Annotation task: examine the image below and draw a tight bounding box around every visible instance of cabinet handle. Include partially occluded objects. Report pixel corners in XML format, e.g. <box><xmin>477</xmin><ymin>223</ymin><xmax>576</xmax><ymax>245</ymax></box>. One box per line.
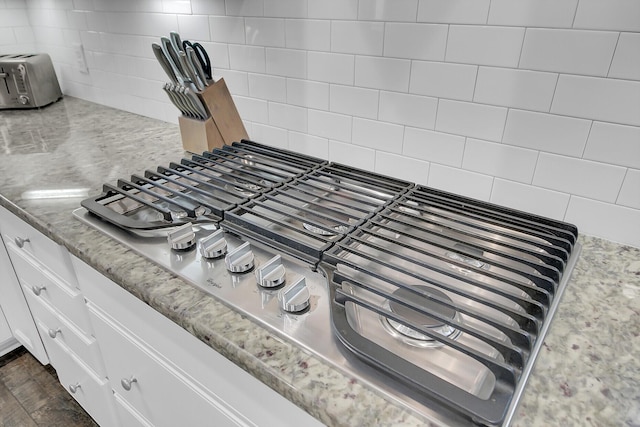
<box><xmin>15</xmin><ymin>237</ymin><xmax>30</xmax><ymax>248</ymax></box>
<box><xmin>121</xmin><ymin>376</ymin><xmax>137</xmax><ymax>391</ymax></box>
<box><xmin>69</xmin><ymin>383</ymin><xmax>81</xmax><ymax>393</ymax></box>
<box><xmin>31</xmin><ymin>285</ymin><xmax>46</xmax><ymax>296</ymax></box>
<box><xmin>48</xmin><ymin>328</ymin><xmax>61</xmax><ymax>339</ymax></box>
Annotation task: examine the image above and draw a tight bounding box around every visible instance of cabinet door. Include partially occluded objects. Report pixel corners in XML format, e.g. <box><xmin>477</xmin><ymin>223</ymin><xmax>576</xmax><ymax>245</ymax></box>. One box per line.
<box><xmin>0</xmin><ymin>236</ymin><xmax>48</xmax><ymax>364</ymax></box>
<box><xmin>0</xmin><ymin>304</ymin><xmax>19</xmax><ymax>356</ymax></box>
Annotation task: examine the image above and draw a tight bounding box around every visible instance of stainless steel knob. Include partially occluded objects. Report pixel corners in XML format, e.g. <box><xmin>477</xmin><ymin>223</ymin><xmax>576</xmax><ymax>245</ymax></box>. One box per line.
<box><xmin>255</xmin><ymin>255</ymin><xmax>286</xmax><ymax>288</ymax></box>
<box><xmin>278</xmin><ymin>277</ymin><xmax>310</xmax><ymax>313</ymax></box>
<box><xmin>167</xmin><ymin>223</ymin><xmax>196</xmax><ymax>250</ymax></box>
<box><xmin>199</xmin><ymin>229</ymin><xmax>227</xmax><ymax>259</ymax></box>
<box><xmin>15</xmin><ymin>237</ymin><xmax>30</xmax><ymax>248</ymax></box>
<box><xmin>225</xmin><ymin>242</ymin><xmax>254</xmax><ymax>273</ymax></box>
<box><xmin>48</xmin><ymin>328</ymin><xmax>61</xmax><ymax>338</ymax></box>
<box><xmin>31</xmin><ymin>285</ymin><xmax>46</xmax><ymax>296</ymax></box>
<box><xmin>18</xmin><ymin>95</ymin><xmax>30</xmax><ymax>105</ymax></box>
<box><xmin>121</xmin><ymin>376</ymin><xmax>137</xmax><ymax>391</ymax></box>
<box><xmin>68</xmin><ymin>383</ymin><xmax>81</xmax><ymax>393</ymax></box>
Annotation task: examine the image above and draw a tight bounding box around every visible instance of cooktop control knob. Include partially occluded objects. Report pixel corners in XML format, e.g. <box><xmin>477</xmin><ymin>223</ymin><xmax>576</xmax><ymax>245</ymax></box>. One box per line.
<box><xmin>167</xmin><ymin>223</ymin><xmax>195</xmax><ymax>251</ymax></box>
<box><xmin>278</xmin><ymin>277</ymin><xmax>310</xmax><ymax>313</ymax></box>
<box><xmin>255</xmin><ymin>255</ymin><xmax>286</xmax><ymax>288</ymax></box>
<box><xmin>199</xmin><ymin>229</ymin><xmax>227</xmax><ymax>259</ymax></box>
<box><xmin>225</xmin><ymin>241</ymin><xmax>254</xmax><ymax>273</ymax></box>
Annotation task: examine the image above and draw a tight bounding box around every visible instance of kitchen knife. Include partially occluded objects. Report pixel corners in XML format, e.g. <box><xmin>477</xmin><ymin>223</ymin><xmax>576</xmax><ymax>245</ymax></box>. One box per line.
<box><xmin>186</xmin><ymin>46</ymin><xmax>210</xmax><ymax>87</ymax></box>
<box><xmin>178</xmin><ymin>51</ymin><xmax>205</xmax><ymax>91</ymax></box>
<box><xmin>170</xmin><ymin>31</ymin><xmax>183</xmax><ymax>54</ymax></box>
<box><xmin>160</xmin><ymin>37</ymin><xmax>186</xmax><ymax>85</ymax></box>
<box><xmin>152</xmin><ymin>43</ymin><xmax>178</xmax><ymax>84</ymax></box>
<box><xmin>164</xmin><ymin>83</ymin><xmax>191</xmax><ymax>117</ymax></box>
<box><xmin>174</xmin><ymin>84</ymin><xmax>199</xmax><ymax>118</ymax></box>
<box><xmin>183</xmin><ymin>41</ymin><xmax>212</xmax><ymax>80</ymax></box>
<box><xmin>184</xmin><ymin>87</ymin><xmax>209</xmax><ymax>119</ymax></box>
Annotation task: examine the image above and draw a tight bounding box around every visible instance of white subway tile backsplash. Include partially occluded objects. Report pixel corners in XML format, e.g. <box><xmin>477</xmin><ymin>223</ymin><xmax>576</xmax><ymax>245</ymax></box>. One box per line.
<box><xmin>235</xmin><ymin>96</ymin><xmax>269</xmax><ymax>124</ymax></box>
<box><xmin>474</xmin><ymin>67</ymin><xmax>557</xmax><ymax>112</ymax></box>
<box><xmin>199</xmin><ymin>41</ymin><xmax>230</xmax><ymax>69</ymax></box>
<box><xmin>355</xmin><ymin>56</ymin><xmax>411</xmax><ymax>92</ymax></box>
<box><xmin>214</xmin><ymin>69</ymin><xmax>248</xmax><ymax>95</ymax></box>
<box><xmin>583</xmin><ymin>122</ymin><xmax>640</xmax><ymax>169</ymax></box>
<box><xmin>490</xmin><ymin>179</ymin><xmax>570</xmax><ymax>220</ymax></box>
<box><xmin>352</xmin><ymin>117</ymin><xmax>404</xmax><ymax>153</ymax></box>
<box><xmin>307</xmin><ymin>52</ymin><xmax>354</xmax><ymax>85</ymax></box>
<box><xmin>285</xmin><ymin>19</ymin><xmax>330</xmax><ymax>51</ymax></box>
<box><xmin>191</xmin><ymin>0</ymin><xmax>225</xmax><ymax>15</ymax></box>
<box><xmin>565</xmin><ymin>197</ymin><xmax>640</xmax><ymax>247</ymax></box>
<box><xmin>225</xmin><ymin>0</ymin><xmax>263</xmax><ymax>17</ymax></box>
<box><xmin>329</xmin><ymin>140</ymin><xmax>375</xmax><ymax>170</ymax></box>
<box><xmin>428</xmin><ymin>164</ymin><xmax>493</xmax><ymax>201</ymax></box>
<box><xmin>286</xmin><ymin>78</ymin><xmax>329</xmax><ymax>110</ymax></box>
<box><xmin>13</xmin><ymin>26</ymin><xmax>35</xmax><ymax>44</ymax></box>
<box><xmin>209</xmin><ymin>16</ymin><xmax>245</xmax><ymax>44</ymax></box>
<box><xmin>446</xmin><ymin>25</ymin><xmax>524</xmax><ymax>68</ymax></box>
<box><xmin>519</xmin><ymin>28</ymin><xmax>618</xmax><ymax>77</ymax></box>
<box><xmin>105</xmin><ymin>12</ymin><xmax>177</xmax><ymax>36</ymax></box>
<box><xmin>503</xmin><ymin>110</ymin><xmax>590</xmax><ymax>157</ymax></box>
<box><xmin>67</xmin><ymin>10</ymin><xmax>87</xmax><ymax>30</ymax></box>
<box><xmin>84</xmin><ymin>12</ymin><xmax>109</xmax><ymax>32</ymax></box>
<box><xmin>250</xmin><ymin>123</ymin><xmax>289</xmax><ymax>148</ymax></box>
<box><xmin>436</xmin><ymin>100</ymin><xmax>507</xmax><ymax>141</ymax></box>
<box><xmin>462</xmin><ymin>138</ymin><xmax>538</xmax><ymax>183</ymax></box>
<box><xmin>551</xmin><ymin>75</ymin><xmax>640</xmax><ymax>126</ymax></box>
<box><xmin>330</xmin><ymin>85</ymin><xmax>379</xmax><ymax>119</ymax></box>
<box><xmin>383</xmin><ymin>23</ymin><xmax>447</xmax><ymax>61</ymax></box>
<box><xmin>245</xmin><ymin>17</ymin><xmax>285</xmax><ymax>47</ymax></box>
<box><xmin>533</xmin><ymin>153</ymin><xmax>627</xmax><ymax>203</ymax></box>
<box><xmin>93</xmin><ymin>0</ymin><xmax>160</xmax><ymax>13</ymax></box>
<box><xmin>358</xmin><ymin>0</ymin><xmax>419</xmax><ymax>22</ymax></box>
<box><xmin>488</xmin><ymin>0</ymin><xmax>578</xmax><ymax>28</ymax></box>
<box><xmin>288</xmin><ymin>132</ymin><xmax>329</xmax><ymax>159</ymax></box>
<box><xmin>266</xmin><ymin>47</ymin><xmax>306</xmax><ymax>78</ymax></box>
<box><xmin>268</xmin><ymin>102</ymin><xmax>308</xmax><ymax>132</ymax></box>
<box><xmin>417</xmin><ymin>0</ymin><xmax>490</xmax><ymax>24</ymax></box>
<box><xmin>27</xmin><ymin>8</ymin><xmax>68</xmax><ymax>27</ymax></box>
<box><xmin>229</xmin><ymin>44</ymin><xmax>265</xmax><ymax>73</ymax></box>
<box><xmin>331</xmin><ymin>21</ymin><xmax>384</xmax><ymax>56</ymax></box>
<box><xmin>409</xmin><ymin>61</ymin><xmax>476</xmax><ymax>101</ymax></box>
<box><xmin>0</xmin><ymin>28</ymin><xmax>16</xmax><ymax>45</ymax></box>
<box><xmin>574</xmin><ymin>0</ymin><xmax>640</xmax><ymax>32</ymax></box>
<box><xmin>375</xmin><ymin>152</ymin><xmax>430</xmax><ymax>185</ymax></box>
<box><xmin>264</xmin><ymin>0</ymin><xmax>307</xmax><ymax>18</ymax></box>
<box><xmin>403</xmin><ymin>127</ymin><xmax>465</xmax><ymax>167</ymax></box>
<box><xmin>617</xmin><ymin>169</ymin><xmax>640</xmax><ymax>210</ymax></box>
<box><xmin>378</xmin><ymin>91</ymin><xmax>437</xmax><ymax>129</ymax></box>
<box><xmin>308</xmin><ymin>110</ymin><xmax>352</xmax><ymax>142</ymax></box>
<box><xmin>177</xmin><ymin>14</ymin><xmax>210</xmax><ymax>41</ymax></box>
<box><xmin>609</xmin><ymin>33</ymin><xmax>640</xmax><ymax>81</ymax></box>
<box><xmin>248</xmin><ymin>73</ymin><xmax>286</xmax><ymax>102</ymax></box>
<box><xmin>161</xmin><ymin>0</ymin><xmax>190</xmax><ymax>14</ymax></box>
<box><xmin>308</xmin><ymin>0</ymin><xmax>358</xmax><ymax>20</ymax></box>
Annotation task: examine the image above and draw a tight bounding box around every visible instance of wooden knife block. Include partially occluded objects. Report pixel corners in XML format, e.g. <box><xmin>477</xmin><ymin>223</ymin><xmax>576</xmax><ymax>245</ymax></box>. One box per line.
<box><xmin>177</xmin><ymin>78</ymin><xmax>249</xmax><ymax>153</ymax></box>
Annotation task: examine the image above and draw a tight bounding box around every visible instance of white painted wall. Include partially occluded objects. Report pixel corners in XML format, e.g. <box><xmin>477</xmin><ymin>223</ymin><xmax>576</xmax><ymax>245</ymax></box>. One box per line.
<box><xmin>1</xmin><ymin>0</ymin><xmax>639</xmax><ymax>247</ymax></box>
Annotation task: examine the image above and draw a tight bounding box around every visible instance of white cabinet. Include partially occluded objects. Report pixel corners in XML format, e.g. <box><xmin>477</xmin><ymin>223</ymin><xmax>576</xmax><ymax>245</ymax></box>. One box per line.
<box><xmin>0</xmin><ymin>304</ymin><xmax>19</xmax><ymax>356</ymax></box>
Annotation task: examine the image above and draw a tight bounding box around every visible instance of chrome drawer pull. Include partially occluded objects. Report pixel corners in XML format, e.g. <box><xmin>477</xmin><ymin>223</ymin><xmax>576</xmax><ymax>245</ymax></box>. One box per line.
<box><xmin>121</xmin><ymin>376</ymin><xmax>137</xmax><ymax>391</ymax></box>
<box><xmin>15</xmin><ymin>237</ymin><xmax>30</xmax><ymax>248</ymax></box>
<box><xmin>31</xmin><ymin>285</ymin><xmax>46</xmax><ymax>296</ymax></box>
<box><xmin>69</xmin><ymin>383</ymin><xmax>81</xmax><ymax>393</ymax></box>
<box><xmin>48</xmin><ymin>328</ymin><xmax>61</xmax><ymax>338</ymax></box>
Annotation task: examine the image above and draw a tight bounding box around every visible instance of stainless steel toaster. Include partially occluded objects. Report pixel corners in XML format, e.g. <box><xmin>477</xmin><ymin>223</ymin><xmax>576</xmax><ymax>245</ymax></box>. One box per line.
<box><xmin>0</xmin><ymin>53</ymin><xmax>62</xmax><ymax>109</ymax></box>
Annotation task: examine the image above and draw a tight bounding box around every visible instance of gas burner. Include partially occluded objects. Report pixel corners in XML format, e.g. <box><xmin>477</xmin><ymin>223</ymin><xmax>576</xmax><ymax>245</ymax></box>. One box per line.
<box><xmin>381</xmin><ymin>286</ymin><xmax>461</xmax><ymax>348</ymax></box>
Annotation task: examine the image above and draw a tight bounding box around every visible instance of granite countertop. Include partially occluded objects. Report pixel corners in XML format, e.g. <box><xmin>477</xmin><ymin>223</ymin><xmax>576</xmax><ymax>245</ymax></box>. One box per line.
<box><xmin>0</xmin><ymin>97</ymin><xmax>638</xmax><ymax>427</ymax></box>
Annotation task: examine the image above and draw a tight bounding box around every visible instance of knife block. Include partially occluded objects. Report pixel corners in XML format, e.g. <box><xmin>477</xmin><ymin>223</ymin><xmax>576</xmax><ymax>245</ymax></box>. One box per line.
<box><xmin>177</xmin><ymin>78</ymin><xmax>249</xmax><ymax>153</ymax></box>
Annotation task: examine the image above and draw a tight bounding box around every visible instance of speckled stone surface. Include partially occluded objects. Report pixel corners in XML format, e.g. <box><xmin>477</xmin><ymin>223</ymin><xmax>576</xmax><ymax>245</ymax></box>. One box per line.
<box><xmin>0</xmin><ymin>98</ymin><xmax>638</xmax><ymax>427</ymax></box>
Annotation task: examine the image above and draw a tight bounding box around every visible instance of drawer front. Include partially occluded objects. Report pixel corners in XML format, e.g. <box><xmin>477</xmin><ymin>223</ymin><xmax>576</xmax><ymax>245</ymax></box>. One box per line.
<box><xmin>113</xmin><ymin>393</ymin><xmax>153</xmax><ymax>427</ymax></box>
<box><xmin>8</xmin><ymin>243</ymin><xmax>93</xmax><ymax>336</ymax></box>
<box><xmin>38</xmin><ymin>319</ymin><xmax>119</xmax><ymax>427</ymax></box>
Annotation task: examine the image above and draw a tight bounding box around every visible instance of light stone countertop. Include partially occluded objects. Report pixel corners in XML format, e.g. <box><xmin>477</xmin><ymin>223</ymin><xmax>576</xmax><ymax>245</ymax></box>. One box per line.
<box><xmin>0</xmin><ymin>97</ymin><xmax>638</xmax><ymax>427</ymax></box>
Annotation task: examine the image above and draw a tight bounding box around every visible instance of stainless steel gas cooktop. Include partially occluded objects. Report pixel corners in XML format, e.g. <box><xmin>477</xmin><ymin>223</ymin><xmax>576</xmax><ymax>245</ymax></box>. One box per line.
<box><xmin>73</xmin><ymin>139</ymin><xmax>581</xmax><ymax>426</ymax></box>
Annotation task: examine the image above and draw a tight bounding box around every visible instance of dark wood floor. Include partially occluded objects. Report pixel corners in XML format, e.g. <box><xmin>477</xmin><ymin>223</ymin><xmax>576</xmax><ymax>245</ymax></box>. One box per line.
<box><xmin>0</xmin><ymin>347</ymin><xmax>98</xmax><ymax>427</ymax></box>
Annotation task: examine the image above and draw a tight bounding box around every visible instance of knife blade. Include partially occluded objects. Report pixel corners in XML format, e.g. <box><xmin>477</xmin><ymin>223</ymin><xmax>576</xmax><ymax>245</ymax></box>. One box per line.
<box><xmin>152</xmin><ymin>43</ymin><xmax>178</xmax><ymax>84</ymax></box>
<box><xmin>179</xmin><ymin>51</ymin><xmax>205</xmax><ymax>91</ymax></box>
<box><xmin>186</xmin><ymin>46</ymin><xmax>209</xmax><ymax>87</ymax></box>
<box><xmin>170</xmin><ymin>31</ymin><xmax>183</xmax><ymax>54</ymax></box>
<box><xmin>160</xmin><ymin>37</ymin><xmax>186</xmax><ymax>85</ymax></box>
<box><xmin>184</xmin><ymin>87</ymin><xmax>209</xmax><ymax>119</ymax></box>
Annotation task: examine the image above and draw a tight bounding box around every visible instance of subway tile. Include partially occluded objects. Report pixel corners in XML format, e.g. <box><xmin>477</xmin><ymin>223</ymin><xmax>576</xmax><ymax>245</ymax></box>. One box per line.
<box><xmin>94</xmin><ymin>0</ymin><xmax>161</xmax><ymax>12</ymax></box>
<box><xmin>490</xmin><ymin>179</ymin><xmax>570</xmax><ymax>221</ymax></box>
<box><xmin>329</xmin><ymin>140</ymin><xmax>376</xmax><ymax>170</ymax></box>
<box><xmin>72</xmin><ymin>0</ymin><xmax>95</xmax><ymax>10</ymax></box>
<box><xmin>435</xmin><ymin>100</ymin><xmax>507</xmax><ymax>141</ymax></box>
<box><xmin>269</xmin><ymin>102</ymin><xmax>307</xmax><ymax>132</ymax></box>
<box><xmin>520</xmin><ymin>28</ymin><xmax>618</xmax><ymax>77</ymax></box>
<box><xmin>617</xmin><ymin>169</ymin><xmax>640</xmax><ymax>210</ymax></box>
<box><xmin>177</xmin><ymin>15</ymin><xmax>209</xmax><ymax>42</ymax></box>
<box><xmin>199</xmin><ymin>41</ymin><xmax>230</xmax><ymax>69</ymax></box>
<box><xmin>214</xmin><ymin>69</ymin><xmax>248</xmax><ymax>95</ymax></box>
<box><xmin>352</xmin><ymin>117</ymin><xmax>404</xmax><ymax>153</ymax></box>
<box><xmin>564</xmin><ymin>197</ymin><xmax>640</xmax><ymax>247</ymax></box>
<box><xmin>32</xmin><ymin>26</ymin><xmax>65</xmax><ymax>46</ymax></box>
<box><xmin>583</xmin><ymin>122</ymin><xmax>640</xmax><ymax>169</ymax></box>
<box><xmin>462</xmin><ymin>138</ymin><xmax>538</xmax><ymax>183</ymax></box>
<box><xmin>409</xmin><ymin>61</ymin><xmax>476</xmax><ymax>101</ymax></box>
<box><xmin>609</xmin><ymin>33</ymin><xmax>640</xmax><ymax>81</ymax></box>
<box><xmin>417</xmin><ymin>0</ymin><xmax>490</xmax><ymax>24</ymax></box>
<box><xmin>209</xmin><ymin>16</ymin><xmax>245</xmax><ymax>44</ymax></box>
<box><xmin>266</xmin><ymin>48</ymin><xmax>306</xmax><ymax>78</ymax></box>
<box><xmin>0</xmin><ymin>28</ymin><xmax>16</xmax><ymax>45</ymax></box>
<box><xmin>308</xmin><ymin>0</ymin><xmax>358</xmax><ymax>20</ymax></box>
<box><xmin>106</xmin><ymin>12</ymin><xmax>177</xmax><ymax>36</ymax></box>
<box><xmin>331</xmin><ymin>21</ymin><xmax>384</xmax><ymax>56</ymax></box>
<box><xmin>574</xmin><ymin>0</ymin><xmax>640</xmax><ymax>32</ymax></box>
<box><xmin>67</xmin><ymin>10</ymin><xmax>87</xmax><ymax>30</ymax></box>
<box><xmin>228</xmin><ymin>45</ymin><xmax>265</xmax><ymax>73</ymax></box>
<box><xmin>286</xmin><ymin>78</ymin><xmax>329</xmax><ymax>110</ymax></box>
<box><xmin>264</xmin><ymin>0</ymin><xmax>307</xmax><ymax>18</ymax></box>
<box><xmin>28</xmin><ymin>7</ymin><xmax>68</xmax><ymax>27</ymax></box>
<box><xmin>378</xmin><ymin>91</ymin><xmax>437</xmax><ymax>129</ymax></box>
<box><xmin>245</xmin><ymin>18</ymin><xmax>285</xmax><ymax>47</ymax></box>
<box><xmin>330</xmin><ymin>85</ymin><xmax>379</xmax><ymax>119</ymax></box>
<box><xmin>191</xmin><ymin>0</ymin><xmax>225</xmax><ymax>15</ymax></box>
<box><xmin>234</xmin><ymin>96</ymin><xmax>269</xmax><ymax>124</ymax></box>
<box><xmin>474</xmin><ymin>67</ymin><xmax>557</xmax><ymax>112</ymax></box>
<box><xmin>307</xmin><ymin>52</ymin><xmax>354</xmax><ymax>85</ymax></box>
<box><xmin>162</xmin><ymin>0</ymin><xmax>191</xmax><ymax>14</ymax></box>
<box><xmin>375</xmin><ymin>152</ymin><xmax>430</xmax><ymax>185</ymax></box>
<box><xmin>84</xmin><ymin>12</ymin><xmax>110</xmax><ymax>32</ymax></box>
<box><xmin>533</xmin><ymin>153</ymin><xmax>627</xmax><ymax>203</ymax></box>
<box><xmin>288</xmin><ymin>132</ymin><xmax>329</xmax><ymax>159</ymax></box>
<box><xmin>446</xmin><ymin>25</ymin><xmax>524</xmax><ymax>67</ymax></box>
<box><xmin>403</xmin><ymin>127</ymin><xmax>465</xmax><ymax>167</ymax></box>
<box><xmin>248</xmin><ymin>73</ymin><xmax>286</xmax><ymax>102</ymax></box>
<box><xmin>226</xmin><ymin>0</ymin><xmax>263</xmax><ymax>17</ymax></box>
<box><xmin>250</xmin><ymin>124</ymin><xmax>289</xmax><ymax>148</ymax></box>
<box><xmin>384</xmin><ymin>23</ymin><xmax>447</xmax><ymax>61</ymax></box>
<box><xmin>488</xmin><ymin>0</ymin><xmax>578</xmax><ymax>28</ymax></box>
<box><xmin>355</xmin><ymin>56</ymin><xmax>411</xmax><ymax>92</ymax></box>
<box><xmin>308</xmin><ymin>110</ymin><xmax>352</xmax><ymax>142</ymax></box>
<box><xmin>285</xmin><ymin>19</ymin><xmax>330</xmax><ymax>51</ymax></box>
<box><xmin>503</xmin><ymin>110</ymin><xmax>590</xmax><ymax>157</ymax></box>
<box><xmin>428</xmin><ymin>164</ymin><xmax>493</xmax><ymax>201</ymax></box>
<box><xmin>551</xmin><ymin>75</ymin><xmax>640</xmax><ymax>126</ymax></box>
<box><xmin>358</xmin><ymin>0</ymin><xmax>419</xmax><ymax>22</ymax></box>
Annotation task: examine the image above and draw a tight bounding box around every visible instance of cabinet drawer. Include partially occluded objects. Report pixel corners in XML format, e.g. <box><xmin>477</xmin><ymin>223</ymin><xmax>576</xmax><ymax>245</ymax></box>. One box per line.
<box><xmin>8</xmin><ymin>243</ymin><xmax>92</xmax><ymax>336</ymax></box>
<box><xmin>114</xmin><ymin>393</ymin><xmax>153</xmax><ymax>427</ymax></box>
<box><xmin>38</xmin><ymin>318</ymin><xmax>119</xmax><ymax>427</ymax></box>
